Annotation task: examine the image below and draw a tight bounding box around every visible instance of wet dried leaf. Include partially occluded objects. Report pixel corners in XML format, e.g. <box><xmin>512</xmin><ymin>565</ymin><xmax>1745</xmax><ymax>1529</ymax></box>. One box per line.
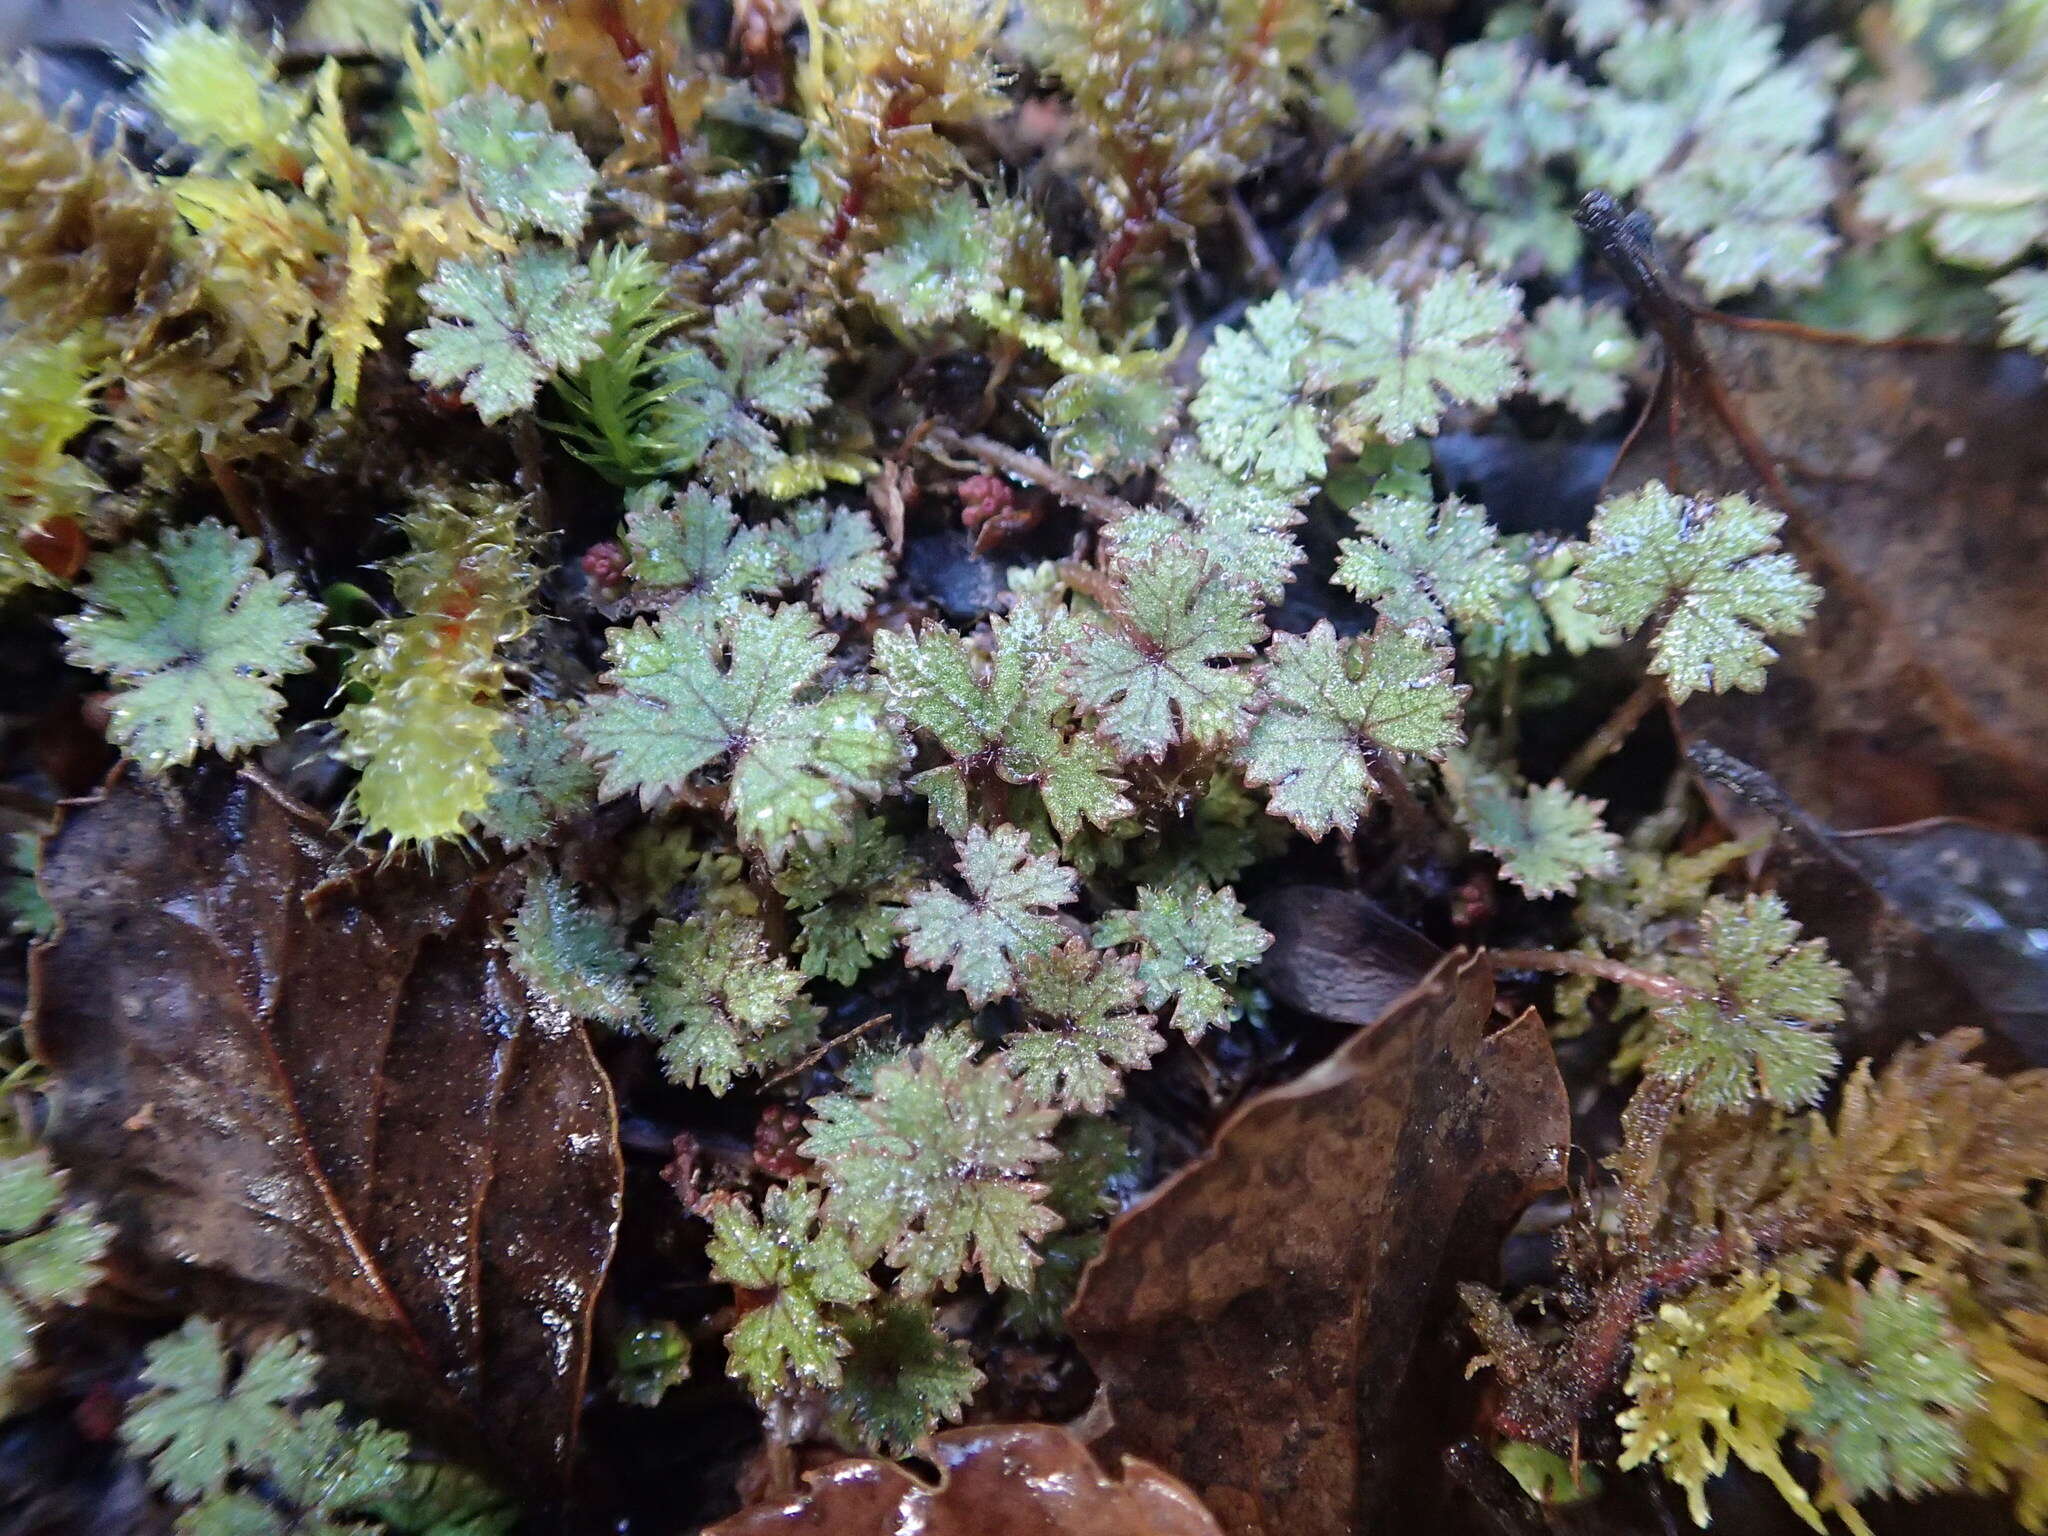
<box><xmin>1068</xmin><ymin>953</ymin><xmax>1569</xmax><ymax>1536</ymax></box>
<box><xmin>1251</xmin><ymin>886</ymin><xmax>1440</xmax><ymax>1024</ymax></box>
<box><xmin>707</xmin><ymin>1424</ymin><xmax>1225</xmax><ymax>1536</ymax></box>
<box><xmin>24</xmin><ymin>770</ymin><xmax>622</xmax><ymax>1492</ymax></box>
<box><xmin>1612</xmin><ymin>317</ymin><xmax>2048</xmax><ymax>834</ymax></box>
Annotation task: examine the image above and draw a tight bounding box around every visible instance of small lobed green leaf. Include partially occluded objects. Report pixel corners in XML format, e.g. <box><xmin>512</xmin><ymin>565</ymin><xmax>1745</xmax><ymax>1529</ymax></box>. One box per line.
<box><xmin>507</xmin><ymin>872</ymin><xmax>640</xmax><ymax>1028</ymax></box>
<box><xmin>772</xmin><ymin>815</ymin><xmax>916</xmax><ymax>984</ymax></box>
<box><xmin>1093</xmin><ymin>881</ymin><xmax>1271</xmax><ymax>1040</ymax></box>
<box><xmin>1446</xmin><ymin>754</ymin><xmax>1622</xmax><ymax>901</ymax></box>
<box><xmin>1303</xmin><ymin>267</ymin><xmax>1522</xmax><ymax>444</ymax></box>
<box><xmin>58</xmin><ymin>521</ymin><xmax>323</xmax><ymax>775</ymax></box>
<box><xmin>901</xmin><ymin>825</ymin><xmax>1078</xmax><ymax>1008</ymax></box>
<box><xmin>859</xmin><ymin>189</ymin><xmax>1002</xmax><ymax>328</ymax></box>
<box><xmin>1798</xmin><ymin>1274</ymin><xmax>1985</xmax><ymax>1503</ymax></box>
<box><xmin>1102</xmin><ymin>446</ymin><xmax>1308</xmax><ymax>604</ymax></box>
<box><xmin>1334</xmin><ymin>492</ymin><xmax>1518</xmax><ymax>635</ymax></box>
<box><xmin>121</xmin><ymin>1320</ymin><xmax>319</xmax><ymax>1504</ymax></box>
<box><xmin>436</xmin><ymin>89</ymin><xmax>596</xmax><ymax>240</ymax></box>
<box><xmin>1577</xmin><ymin>482</ymin><xmax>1820</xmax><ymax>702</ymax></box>
<box><xmin>1190</xmin><ymin>292</ymin><xmax>1324</xmax><ymax>488</ymax></box>
<box><xmin>1521</xmin><ymin>297</ymin><xmax>1642</xmax><ymax>420</ymax></box>
<box><xmin>803</xmin><ymin>1033</ymin><xmax>1060</xmax><ymax>1295</ymax></box>
<box><xmin>621</xmin><ymin>482</ymin><xmax>784</xmax><ymax>616</ymax></box>
<box><xmin>830</xmin><ymin>1299</ymin><xmax>983</xmax><ymax>1454</ymax></box>
<box><xmin>768</xmin><ymin>500</ymin><xmax>892</xmax><ymax>620</ymax></box>
<box><xmin>1003</xmin><ymin>941</ymin><xmax>1163</xmax><ymax>1114</ymax></box>
<box><xmin>481</xmin><ymin>706</ymin><xmax>596</xmax><ymax>850</ymax></box>
<box><xmin>706</xmin><ymin>1181</ymin><xmax>875</xmax><ymax>1402</ymax></box>
<box><xmin>1649</xmin><ymin>893</ymin><xmax>1846</xmax><ymax>1113</ymax></box>
<box><xmin>1238</xmin><ymin>619</ymin><xmax>1465</xmax><ymax>839</ymax></box>
<box><xmin>410</xmin><ymin>250</ymin><xmax>612</xmax><ymax>424</ymax></box>
<box><xmin>1066</xmin><ymin>538</ymin><xmax>1267</xmax><ymax>759</ymax></box>
<box><xmin>641</xmin><ymin>908</ymin><xmax>818</xmax><ymax>1094</ymax></box>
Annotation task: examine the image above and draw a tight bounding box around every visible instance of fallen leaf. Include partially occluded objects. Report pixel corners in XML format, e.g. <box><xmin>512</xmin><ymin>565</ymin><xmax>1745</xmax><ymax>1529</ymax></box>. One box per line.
<box><xmin>1600</xmin><ymin>261</ymin><xmax>2048</xmax><ymax>831</ymax></box>
<box><xmin>706</xmin><ymin>1424</ymin><xmax>1225</xmax><ymax>1536</ymax></box>
<box><xmin>1067</xmin><ymin>952</ymin><xmax>1569</xmax><ymax>1536</ymax></box>
<box><xmin>1251</xmin><ymin>886</ymin><xmax>1440</xmax><ymax>1024</ymax></box>
<box><xmin>24</xmin><ymin>769</ymin><xmax>622</xmax><ymax>1493</ymax></box>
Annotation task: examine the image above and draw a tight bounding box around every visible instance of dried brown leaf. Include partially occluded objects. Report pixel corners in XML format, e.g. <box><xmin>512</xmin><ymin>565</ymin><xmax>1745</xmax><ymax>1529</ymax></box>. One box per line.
<box><xmin>707</xmin><ymin>1424</ymin><xmax>1225</xmax><ymax>1536</ymax></box>
<box><xmin>1251</xmin><ymin>886</ymin><xmax>1440</xmax><ymax>1025</ymax></box>
<box><xmin>1067</xmin><ymin>953</ymin><xmax>1569</xmax><ymax>1536</ymax></box>
<box><xmin>24</xmin><ymin>769</ymin><xmax>622</xmax><ymax>1493</ymax></box>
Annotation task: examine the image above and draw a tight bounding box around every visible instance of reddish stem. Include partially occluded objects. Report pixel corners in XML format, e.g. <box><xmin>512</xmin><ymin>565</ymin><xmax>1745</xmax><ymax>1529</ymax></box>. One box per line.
<box><xmin>597</xmin><ymin>0</ymin><xmax>683</xmax><ymax>164</ymax></box>
<box><xmin>1487</xmin><ymin>948</ymin><xmax>1695</xmax><ymax>1002</ymax></box>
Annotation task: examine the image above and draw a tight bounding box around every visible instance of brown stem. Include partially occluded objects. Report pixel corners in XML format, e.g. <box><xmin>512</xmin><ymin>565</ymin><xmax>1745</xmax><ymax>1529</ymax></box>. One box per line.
<box><xmin>921</xmin><ymin>426</ymin><xmax>1142</xmax><ymax>524</ymax></box>
<box><xmin>1487</xmin><ymin>948</ymin><xmax>1695</xmax><ymax>1003</ymax></box>
<box><xmin>764</xmin><ymin>1013</ymin><xmax>893</xmax><ymax>1088</ymax></box>
<box><xmin>1559</xmin><ymin>676</ymin><xmax>1662</xmax><ymax>789</ymax></box>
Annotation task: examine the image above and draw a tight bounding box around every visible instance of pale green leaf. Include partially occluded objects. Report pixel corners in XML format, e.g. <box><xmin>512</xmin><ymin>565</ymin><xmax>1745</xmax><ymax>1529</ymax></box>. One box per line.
<box><xmin>901</xmin><ymin>825</ymin><xmax>1076</xmax><ymax>1008</ymax></box>
<box><xmin>437</xmin><ymin>89</ymin><xmax>596</xmax><ymax>239</ymax></box>
<box><xmin>410</xmin><ymin>251</ymin><xmax>611</xmax><ymax>423</ymax></box>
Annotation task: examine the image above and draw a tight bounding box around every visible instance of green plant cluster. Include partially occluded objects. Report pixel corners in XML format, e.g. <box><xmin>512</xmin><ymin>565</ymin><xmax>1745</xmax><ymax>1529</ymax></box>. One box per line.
<box><xmin>0</xmin><ymin>0</ymin><xmax>2043</xmax><ymax>1526</ymax></box>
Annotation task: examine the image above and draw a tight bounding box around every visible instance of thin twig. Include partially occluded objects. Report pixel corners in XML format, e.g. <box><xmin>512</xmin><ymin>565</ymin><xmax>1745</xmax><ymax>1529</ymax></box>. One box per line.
<box><xmin>764</xmin><ymin>1013</ymin><xmax>893</xmax><ymax>1088</ymax></box>
<box><xmin>921</xmin><ymin>426</ymin><xmax>1143</xmax><ymax>524</ymax></box>
<box><xmin>1487</xmin><ymin>947</ymin><xmax>1695</xmax><ymax>1003</ymax></box>
<box><xmin>1559</xmin><ymin>676</ymin><xmax>1662</xmax><ymax>788</ymax></box>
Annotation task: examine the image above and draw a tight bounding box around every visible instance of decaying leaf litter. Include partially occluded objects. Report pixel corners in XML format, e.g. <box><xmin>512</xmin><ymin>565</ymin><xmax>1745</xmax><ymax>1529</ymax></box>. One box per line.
<box><xmin>1</xmin><ymin>1</ymin><xmax>2047</xmax><ymax>1533</ymax></box>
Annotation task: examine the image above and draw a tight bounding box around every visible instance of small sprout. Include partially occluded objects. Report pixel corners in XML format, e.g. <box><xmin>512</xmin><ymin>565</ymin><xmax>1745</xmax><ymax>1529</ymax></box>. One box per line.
<box><xmin>58</xmin><ymin>521</ymin><xmax>323</xmax><ymax>775</ymax></box>
<box><xmin>1334</xmin><ymin>493</ymin><xmax>1518</xmax><ymax>635</ymax></box>
<box><xmin>437</xmin><ymin>89</ymin><xmax>596</xmax><ymax>240</ymax></box>
<box><xmin>1649</xmin><ymin>893</ymin><xmax>1846</xmax><ymax>1113</ymax></box>
<box><xmin>1066</xmin><ymin>539</ymin><xmax>1267</xmax><ymax>759</ymax></box>
<box><xmin>1093</xmin><ymin>882</ymin><xmax>1271</xmax><ymax>1040</ymax></box>
<box><xmin>641</xmin><ymin>909</ymin><xmax>818</xmax><ymax>1094</ymax></box>
<box><xmin>804</xmin><ymin>1033</ymin><xmax>1061</xmax><ymax>1295</ymax></box>
<box><xmin>1577</xmin><ymin>482</ymin><xmax>1821</xmax><ymax>702</ymax></box>
<box><xmin>706</xmin><ymin>1182</ymin><xmax>875</xmax><ymax>1401</ymax></box>
<box><xmin>410</xmin><ymin>250</ymin><xmax>612</xmax><ymax>424</ymax></box>
<box><xmin>1238</xmin><ymin>619</ymin><xmax>1466</xmax><ymax>839</ymax></box>
<box><xmin>507</xmin><ymin>873</ymin><xmax>640</xmax><ymax>1028</ymax></box>
<box><xmin>830</xmin><ymin>1299</ymin><xmax>983</xmax><ymax>1454</ymax></box>
<box><xmin>611</xmin><ymin>1319</ymin><xmax>691</xmax><ymax>1408</ymax></box>
<box><xmin>901</xmin><ymin>825</ymin><xmax>1077</xmax><ymax>1009</ymax></box>
<box><xmin>1521</xmin><ymin>297</ymin><xmax>1642</xmax><ymax>420</ymax></box>
<box><xmin>1003</xmin><ymin>941</ymin><xmax>1163</xmax><ymax>1114</ymax></box>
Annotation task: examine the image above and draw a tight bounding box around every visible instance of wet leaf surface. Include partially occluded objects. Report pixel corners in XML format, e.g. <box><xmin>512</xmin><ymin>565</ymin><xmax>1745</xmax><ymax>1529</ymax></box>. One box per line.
<box><xmin>1251</xmin><ymin>885</ymin><xmax>1440</xmax><ymax>1024</ymax></box>
<box><xmin>1068</xmin><ymin>952</ymin><xmax>1569</xmax><ymax>1536</ymax></box>
<box><xmin>706</xmin><ymin>1424</ymin><xmax>1225</xmax><ymax>1536</ymax></box>
<box><xmin>24</xmin><ymin>769</ymin><xmax>622</xmax><ymax>1493</ymax></box>
<box><xmin>1613</xmin><ymin>322</ymin><xmax>2048</xmax><ymax>834</ymax></box>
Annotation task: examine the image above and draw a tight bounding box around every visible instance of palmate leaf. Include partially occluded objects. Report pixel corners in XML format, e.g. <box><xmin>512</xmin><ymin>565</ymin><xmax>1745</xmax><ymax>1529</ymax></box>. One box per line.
<box><xmin>804</xmin><ymin>1032</ymin><xmax>1061</xmax><ymax>1295</ymax></box>
<box><xmin>1189</xmin><ymin>291</ymin><xmax>1324</xmax><ymax>488</ymax></box>
<box><xmin>1577</xmin><ymin>482</ymin><xmax>1820</xmax><ymax>702</ymax></box>
<box><xmin>877</xmin><ymin>609</ymin><xmax>1132</xmax><ymax>842</ymax></box>
<box><xmin>410</xmin><ymin>250</ymin><xmax>612</xmax><ymax>424</ymax></box>
<box><xmin>620</xmin><ymin>482</ymin><xmax>784</xmax><ymax>616</ymax></box>
<box><xmin>1521</xmin><ymin>296</ymin><xmax>1643</xmax><ymax>420</ymax></box>
<box><xmin>706</xmin><ymin>1181</ymin><xmax>874</xmax><ymax>1401</ymax></box>
<box><xmin>1444</xmin><ymin>754</ymin><xmax>1621</xmax><ymax>901</ymax></box>
<box><xmin>1238</xmin><ymin>619</ymin><xmax>1465</xmax><ymax>839</ymax></box>
<box><xmin>1649</xmin><ymin>893</ymin><xmax>1846</xmax><ymax>1113</ymax></box>
<box><xmin>1066</xmin><ymin>538</ymin><xmax>1266</xmax><ymax>758</ymax></box>
<box><xmin>1303</xmin><ymin>267</ymin><xmax>1522</xmax><ymax>444</ymax></box>
<box><xmin>1798</xmin><ymin>1274</ymin><xmax>1984</xmax><ymax>1503</ymax></box>
<box><xmin>1004</xmin><ymin>941</ymin><xmax>1163</xmax><ymax>1113</ymax></box>
<box><xmin>572</xmin><ymin>601</ymin><xmax>900</xmax><ymax>861</ymax></box>
<box><xmin>858</xmin><ymin>188</ymin><xmax>1002</xmax><ymax>328</ymax></box>
<box><xmin>641</xmin><ymin>908</ymin><xmax>818</xmax><ymax>1093</ymax></box>
<box><xmin>1093</xmin><ymin>881</ymin><xmax>1271</xmax><ymax>1040</ymax></box>
<box><xmin>58</xmin><ymin>521</ymin><xmax>323</xmax><ymax>774</ymax></box>
<box><xmin>772</xmin><ymin>815</ymin><xmax>916</xmax><ymax>984</ymax></box>
<box><xmin>901</xmin><ymin>825</ymin><xmax>1077</xmax><ymax>1008</ymax></box>
<box><xmin>831</xmin><ymin>1299</ymin><xmax>983</xmax><ymax>1454</ymax></box>
<box><xmin>481</xmin><ymin>706</ymin><xmax>596</xmax><ymax>850</ymax></box>
<box><xmin>121</xmin><ymin>1320</ymin><xmax>318</xmax><ymax>1503</ymax></box>
<box><xmin>506</xmin><ymin>872</ymin><xmax>639</xmax><ymax>1028</ymax></box>
<box><xmin>648</xmin><ymin>296</ymin><xmax>831</xmax><ymax>495</ymax></box>
<box><xmin>1463</xmin><ymin>534</ymin><xmax>1621</xmax><ymax>661</ymax></box>
<box><xmin>769</xmin><ymin>501</ymin><xmax>892</xmax><ymax>620</ymax></box>
<box><xmin>1334</xmin><ymin>493</ymin><xmax>1518</xmax><ymax>635</ymax></box>
<box><xmin>1102</xmin><ymin>446</ymin><xmax>1309</xmax><ymax>604</ymax></box>
<box><xmin>436</xmin><ymin>89</ymin><xmax>596</xmax><ymax>240</ymax></box>
<box><xmin>0</xmin><ymin>1151</ymin><xmax>106</xmax><ymax>1377</ymax></box>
